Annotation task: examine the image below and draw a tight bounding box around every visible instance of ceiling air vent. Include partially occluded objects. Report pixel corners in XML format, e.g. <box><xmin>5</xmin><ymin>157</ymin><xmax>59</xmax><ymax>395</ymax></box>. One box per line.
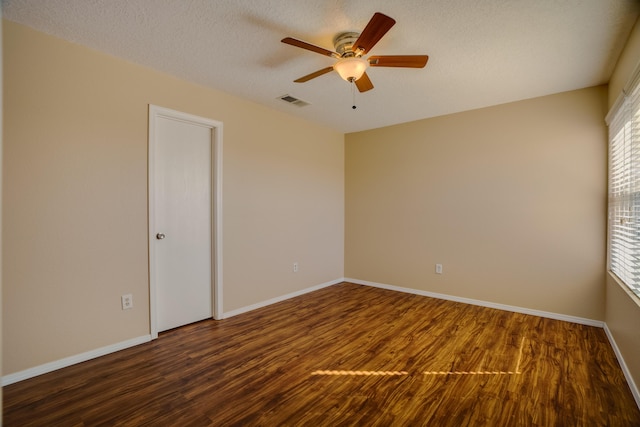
<box><xmin>278</xmin><ymin>94</ymin><xmax>310</xmax><ymax>107</ymax></box>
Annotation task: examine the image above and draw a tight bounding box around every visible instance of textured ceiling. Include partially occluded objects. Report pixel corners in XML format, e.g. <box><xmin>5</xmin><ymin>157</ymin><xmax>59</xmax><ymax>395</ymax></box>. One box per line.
<box><xmin>3</xmin><ymin>0</ymin><xmax>639</xmax><ymax>133</ymax></box>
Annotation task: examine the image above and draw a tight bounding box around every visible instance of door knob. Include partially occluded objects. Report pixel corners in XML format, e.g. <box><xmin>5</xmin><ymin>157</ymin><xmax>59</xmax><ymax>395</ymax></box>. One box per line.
<box><xmin>156</xmin><ymin>233</ymin><xmax>166</xmax><ymax>240</ymax></box>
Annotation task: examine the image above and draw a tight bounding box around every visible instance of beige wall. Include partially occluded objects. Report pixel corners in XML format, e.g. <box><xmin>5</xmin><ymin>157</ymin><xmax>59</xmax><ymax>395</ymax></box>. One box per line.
<box><xmin>346</xmin><ymin>86</ymin><xmax>607</xmax><ymax>320</ymax></box>
<box><xmin>606</xmin><ymin>16</ymin><xmax>640</xmax><ymax>393</ymax></box>
<box><xmin>2</xmin><ymin>20</ymin><xmax>344</xmax><ymax>375</ymax></box>
<box><xmin>609</xmin><ymin>17</ymin><xmax>640</xmax><ymax>109</ymax></box>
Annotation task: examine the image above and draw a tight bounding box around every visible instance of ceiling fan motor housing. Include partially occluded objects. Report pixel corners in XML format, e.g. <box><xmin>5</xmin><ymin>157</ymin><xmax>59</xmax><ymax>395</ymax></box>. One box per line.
<box><xmin>333</xmin><ymin>32</ymin><xmax>361</xmax><ymax>57</ymax></box>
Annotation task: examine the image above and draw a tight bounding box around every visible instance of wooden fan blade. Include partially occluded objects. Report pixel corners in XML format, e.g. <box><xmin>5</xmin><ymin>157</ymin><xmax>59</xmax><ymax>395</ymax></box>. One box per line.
<box><xmin>352</xmin><ymin>12</ymin><xmax>396</xmax><ymax>55</ymax></box>
<box><xmin>282</xmin><ymin>37</ymin><xmax>339</xmax><ymax>58</ymax></box>
<box><xmin>368</xmin><ymin>55</ymin><xmax>429</xmax><ymax>68</ymax></box>
<box><xmin>355</xmin><ymin>72</ymin><xmax>374</xmax><ymax>92</ymax></box>
<box><xmin>294</xmin><ymin>66</ymin><xmax>334</xmax><ymax>83</ymax></box>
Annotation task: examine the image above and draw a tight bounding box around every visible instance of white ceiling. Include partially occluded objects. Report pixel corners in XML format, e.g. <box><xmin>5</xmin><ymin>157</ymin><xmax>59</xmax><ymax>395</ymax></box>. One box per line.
<box><xmin>3</xmin><ymin>0</ymin><xmax>639</xmax><ymax>133</ymax></box>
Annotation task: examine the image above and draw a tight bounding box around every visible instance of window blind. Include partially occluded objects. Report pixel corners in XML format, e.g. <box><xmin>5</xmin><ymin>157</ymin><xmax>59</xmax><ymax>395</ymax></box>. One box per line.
<box><xmin>608</xmin><ymin>70</ymin><xmax>640</xmax><ymax>298</ymax></box>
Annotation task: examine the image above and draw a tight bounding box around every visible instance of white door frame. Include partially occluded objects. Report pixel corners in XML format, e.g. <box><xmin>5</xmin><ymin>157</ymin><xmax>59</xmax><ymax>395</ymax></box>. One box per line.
<box><xmin>148</xmin><ymin>105</ymin><xmax>223</xmax><ymax>339</ymax></box>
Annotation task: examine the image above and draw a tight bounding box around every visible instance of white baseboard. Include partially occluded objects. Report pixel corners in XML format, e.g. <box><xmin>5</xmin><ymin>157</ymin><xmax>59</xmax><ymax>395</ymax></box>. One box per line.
<box><xmin>221</xmin><ymin>278</ymin><xmax>344</xmax><ymax>319</ymax></box>
<box><xmin>2</xmin><ymin>334</ymin><xmax>151</xmax><ymax>386</ymax></box>
<box><xmin>604</xmin><ymin>324</ymin><xmax>640</xmax><ymax>408</ymax></box>
<box><xmin>345</xmin><ymin>278</ymin><xmax>605</xmax><ymax>327</ymax></box>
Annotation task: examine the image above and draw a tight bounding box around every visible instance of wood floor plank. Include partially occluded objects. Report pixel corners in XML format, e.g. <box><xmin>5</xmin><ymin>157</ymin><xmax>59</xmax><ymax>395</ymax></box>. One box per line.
<box><xmin>4</xmin><ymin>282</ymin><xmax>640</xmax><ymax>426</ymax></box>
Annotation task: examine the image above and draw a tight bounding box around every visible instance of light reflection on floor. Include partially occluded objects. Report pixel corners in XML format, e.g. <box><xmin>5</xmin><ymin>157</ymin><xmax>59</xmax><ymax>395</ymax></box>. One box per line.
<box><xmin>311</xmin><ymin>337</ymin><xmax>525</xmax><ymax>377</ymax></box>
<box><xmin>311</xmin><ymin>370</ymin><xmax>408</xmax><ymax>376</ymax></box>
<box><xmin>423</xmin><ymin>370</ymin><xmax>521</xmax><ymax>375</ymax></box>
<box><xmin>310</xmin><ymin>369</ymin><xmax>521</xmax><ymax>376</ymax></box>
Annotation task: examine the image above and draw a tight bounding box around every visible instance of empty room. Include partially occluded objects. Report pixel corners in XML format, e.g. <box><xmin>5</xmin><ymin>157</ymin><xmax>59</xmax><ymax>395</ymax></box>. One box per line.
<box><xmin>3</xmin><ymin>1</ymin><xmax>640</xmax><ymax>425</ymax></box>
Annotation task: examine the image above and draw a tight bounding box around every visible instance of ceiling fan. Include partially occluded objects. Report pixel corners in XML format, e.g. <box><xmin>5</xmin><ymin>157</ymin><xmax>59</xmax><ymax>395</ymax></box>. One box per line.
<box><xmin>281</xmin><ymin>12</ymin><xmax>429</xmax><ymax>93</ymax></box>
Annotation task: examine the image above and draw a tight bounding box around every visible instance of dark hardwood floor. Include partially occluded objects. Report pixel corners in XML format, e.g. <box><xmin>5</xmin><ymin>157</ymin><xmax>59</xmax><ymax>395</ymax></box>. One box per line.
<box><xmin>4</xmin><ymin>282</ymin><xmax>640</xmax><ymax>426</ymax></box>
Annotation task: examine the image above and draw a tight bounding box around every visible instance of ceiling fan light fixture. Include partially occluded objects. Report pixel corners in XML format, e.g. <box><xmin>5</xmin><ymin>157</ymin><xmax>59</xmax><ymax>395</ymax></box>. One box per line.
<box><xmin>334</xmin><ymin>57</ymin><xmax>368</xmax><ymax>82</ymax></box>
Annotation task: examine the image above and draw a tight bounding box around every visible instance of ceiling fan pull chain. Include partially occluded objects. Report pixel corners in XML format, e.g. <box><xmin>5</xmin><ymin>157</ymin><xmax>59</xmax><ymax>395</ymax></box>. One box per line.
<box><xmin>352</xmin><ymin>80</ymin><xmax>357</xmax><ymax>110</ymax></box>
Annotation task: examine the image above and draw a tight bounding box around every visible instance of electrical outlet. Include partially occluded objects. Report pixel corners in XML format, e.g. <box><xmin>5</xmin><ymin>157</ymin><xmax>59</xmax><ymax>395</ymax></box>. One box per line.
<box><xmin>121</xmin><ymin>294</ymin><xmax>133</xmax><ymax>310</ymax></box>
<box><xmin>293</xmin><ymin>262</ymin><xmax>299</xmax><ymax>273</ymax></box>
<box><xmin>435</xmin><ymin>264</ymin><xmax>443</xmax><ymax>274</ymax></box>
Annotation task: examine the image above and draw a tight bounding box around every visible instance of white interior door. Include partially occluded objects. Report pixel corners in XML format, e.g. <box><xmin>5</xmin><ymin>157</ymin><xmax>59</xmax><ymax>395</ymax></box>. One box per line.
<box><xmin>153</xmin><ymin>113</ymin><xmax>213</xmax><ymax>333</ymax></box>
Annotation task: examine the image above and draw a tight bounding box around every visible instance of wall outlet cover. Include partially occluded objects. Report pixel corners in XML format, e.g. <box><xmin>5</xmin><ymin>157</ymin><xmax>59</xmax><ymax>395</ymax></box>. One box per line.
<box><xmin>121</xmin><ymin>294</ymin><xmax>133</xmax><ymax>310</ymax></box>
